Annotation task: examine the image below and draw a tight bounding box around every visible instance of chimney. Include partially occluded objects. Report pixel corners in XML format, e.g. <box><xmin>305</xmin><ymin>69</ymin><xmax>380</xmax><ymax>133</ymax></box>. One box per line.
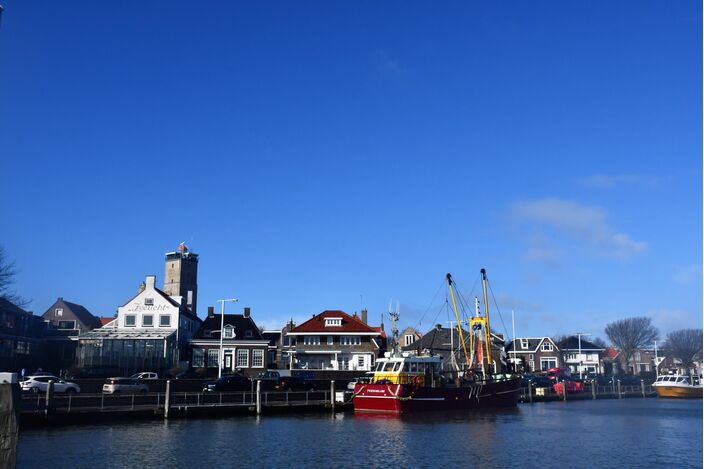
<box><xmin>361</xmin><ymin>308</ymin><xmax>368</xmax><ymax>325</ymax></box>
<box><xmin>380</xmin><ymin>314</ymin><xmax>384</xmax><ymax>332</ymax></box>
<box><xmin>207</xmin><ymin>306</ymin><xmax>214</xmax><ymax>318</ymax></box>
<box><xmin>138</xmin><ymin>282</ymin><xmax>146</xmax><ymax>293</ymax></box>
<box><xmin>244</xmin><ymin>307</ymin><xmax>250</xmax><ymax>318</ymax></box>
<box><xmin>145</xmin><ymin>275</ymin><xmax>156</xmax><ymax>290</ymax></box>
<box><xmin>58</xmin><ymin>297</ymin><xmax>63</xmax><ymax>301</ymax></box>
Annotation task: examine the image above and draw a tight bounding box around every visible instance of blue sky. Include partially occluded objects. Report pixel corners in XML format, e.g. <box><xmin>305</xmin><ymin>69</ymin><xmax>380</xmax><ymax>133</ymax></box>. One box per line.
<box><xmin>1</xmin><ymin>1</ymin><xmax>701</xmax><ymax>342</ymax></box>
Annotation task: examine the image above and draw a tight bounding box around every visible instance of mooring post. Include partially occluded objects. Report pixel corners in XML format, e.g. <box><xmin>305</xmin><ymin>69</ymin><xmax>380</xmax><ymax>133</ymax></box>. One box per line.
<box><xmin>0</xmin><ymin>373</ymin><xmax>20</xmax><ymax>469</ymax></box>
<box><xmin>640</xmin><ymin>379</ymin><xmax>645</xmax><ymax>397</ymax></box>
<box><xmin>591</xmin><ymin>380</ymin><xmax>597</xmax><ymax>400</ymax></box>
<box><xmin>617</xmin><ymin>379</ymin><xmax>622</xmax><ymax>399</ymax></box>
<box><xmin>256</xmin><ymin>380</ymin><xmax>261</xmax><ymax>415</ymax></box>
<box><xmin>164</xmin><ymin>380</ymin><xmax>172</xmax><ymax>419</ymax></box>
<box><xmin>562</xmin><ymin>381</ymin><xmax>567</xmax><ymax>402</ymax></box>
<box><xmin>45</xmin><ymin>380</ymin><xmax>55</xmax><ymax>420</ymax></box>
<box><xmin>528</xmin><ymin>381</ymin><xmax>533</xmax><ymax>403</ymax></box>
<box><xmin>331</xmin><ymin>380</ymin><xmax>335</xmax><ymax>412</ymax></box>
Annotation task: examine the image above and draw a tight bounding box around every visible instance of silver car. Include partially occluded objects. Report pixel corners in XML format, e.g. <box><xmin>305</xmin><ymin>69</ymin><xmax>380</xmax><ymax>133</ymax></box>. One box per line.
<box><xmin>20</xmin><ymin>375</ymin><xmax>80</xmax><ymax>394</ymax></box>
<box><xmin>102</xmin><ymin>377</ymin><xmax>149</xmax><ymax>394</ymax></box>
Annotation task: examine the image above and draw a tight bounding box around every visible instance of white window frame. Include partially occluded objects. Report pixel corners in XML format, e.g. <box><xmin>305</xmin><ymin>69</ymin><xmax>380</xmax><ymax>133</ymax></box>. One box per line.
<box><xmin>304</xmin><ymin>336</ymin><xmax>321</xmax><ymax>346</ymax></box>
<box><xmin>142</xmin><ymin>315</ymin><xmax>154</xmax><ymax>327</ymax></box>
<box><xmin>192</xmin><ymin>348</ymin><xmax>205</xmax><ymax>368</ymax></box>
<box><xmin>405</xmin><ymin>334</ymin><xmax>415</xmax><ymax>346</ymax></box>
<box><xmin>541</xmin><ymin>342</ymin><xmax>553</xmax><ymax>352</ymax></box>
<box><xmin>237</xmin><ymin>349</ymin><xmax>249</xmax><ymax>368</ymax></box>
<box><xmin>341</xmin><ymin>336</ymin><xmax>361</xmax><ymax>346</ymax></box>
<box><xmin>207</xmin><ymin>349</ymin><xmax>219</xmax><ymax>368</ymax></box>
<box><xmin>159</xmin><ymin>315</ymin><xmax>171</xmax><ymax>327</ymax></box>
<box><xmin>125</xmin><ymin>315</ymin><xmax>136</xmax><ymax>327</ymax></box>
<box><xmin>223</xmin><ymin>325</ymin><xmax>234</xmax><ymax>339</ymax></box>
<box><xmin>252</xmin><ymin>349</ymin><xmax>264</xmax><ymax>368</ymax></box>
<box><xmin>324</xmin><ymin>318</ymin><xmax>342</xmax><ymax>327</ymax></box>
<box><xmin>327</xmin><ymin>336</ymin><xmax>334</xmax><ymax>345</ymax></box>
<box><xmin>520</xmin><ymin>339</ymin><xmax>528</xmax><ymax>349</ymax></box>
<box><xmin>55</xmin><ymin>308</ymin><xmax>63</xmax><ymax>317</ymax></box>
<box><xmin>540</xmin><ymin>357</ymin><xmax>558</xmax><ymax>371</ymax></box>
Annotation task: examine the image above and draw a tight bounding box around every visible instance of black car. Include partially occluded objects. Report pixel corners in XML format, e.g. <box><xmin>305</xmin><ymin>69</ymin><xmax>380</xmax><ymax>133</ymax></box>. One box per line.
<box><xmin>275</xmin><ymin>375</ymin><xmax>315</xmax><ymax>391</ymax></box>
<box><xmin>202</xmin><ymin>375</ymin><xmax>252</xmax><ymax>392</ymax></box>
<box><xmin>521</xmin><ymin>376</ymin><xmax>553</xmax><ymax>388</ymax></box>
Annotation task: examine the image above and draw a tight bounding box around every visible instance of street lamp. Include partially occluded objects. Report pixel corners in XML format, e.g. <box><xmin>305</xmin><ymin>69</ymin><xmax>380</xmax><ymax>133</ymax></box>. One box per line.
<box><xmin>576</xmin><ymin>332</ymin><xmax>591</xmax><ymax>379</ymax></box>
<box><xmin>218</xmin><ymin>298</ymin><xmax>239</xmax><ymax>378</ymax></box>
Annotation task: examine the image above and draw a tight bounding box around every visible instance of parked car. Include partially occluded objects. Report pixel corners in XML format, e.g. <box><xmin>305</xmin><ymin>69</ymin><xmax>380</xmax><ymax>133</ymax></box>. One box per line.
<box><xmin>276</xmin><ymin>375</ymin><xmax>315</xmax><ymax>392</ymax></box>
<box><xmin>256</xmin><ymin>370</ymin><xmax>283</xmax><ymax>382</ymax></box>
<box><xmin>20</xmin><ymin>375</ymin><xmax>80</xmax><ymax>394</ymax></box>
<box><xmin>102</xmin><ymin>378</ymin><xmax>149</xmax><ymax>394</ymax></box>
<box><xmin>347</xmin><ymin>375</ymin><xmax>372</xmax><ymax>391</ymax></box>
<box><xmin>130</xmin><ymin>372</ymin><xmax>159</xmax><ymax>380</ymax></box>
<box><xmin>174</xmin><ymin>370</ymin><xmax>203</xmax><ymax>380</ymax></box>
<box><xmin>522</xmin><ymin>376</ymin><xmax>553</xmax><ymax>388</ymax></box>
<box><xmin>202</xmin><ymin>375</ymin><xmax>252</xmax><ymax>392</ymax></box>
<box><xmin>546</xmin><ymin>367</ymin><xmax>573</xmax><ymax>382</ymax></box>
<box><xmin>553</xmin><ymin>379</ymin><xmax>584</xmax><ymax>395</ymax></box>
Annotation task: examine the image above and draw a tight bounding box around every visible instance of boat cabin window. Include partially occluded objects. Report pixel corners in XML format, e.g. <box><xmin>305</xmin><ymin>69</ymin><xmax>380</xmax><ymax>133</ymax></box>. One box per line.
<box><xmin>410</xmin><ymin>362</ymin><xmax>418</xmax><ymax>372</ymax></box>
<box><xmin>375</xmin><ymin>363</ymin><xmax>384</xmax><ymax>372</ymax></box>
<box><xmin>393</xmin><ymin>362</ymin><xmax>402</xmax><ymax>372</ymax></box>
<box><xmin>383</xmin><ymin>362</ymin><xmax>395</xmax><ymax>372</ymax></box>
<box><xmin>402</xmin><ymin>363</ymin><xmax>411</xmax><ymax>372</ymax></box>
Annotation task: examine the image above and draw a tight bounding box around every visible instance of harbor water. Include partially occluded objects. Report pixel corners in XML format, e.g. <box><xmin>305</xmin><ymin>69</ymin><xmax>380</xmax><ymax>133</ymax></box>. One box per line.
<box><xmin>18</xmin><ymin>399</ymin><xmax>702</xmax><ymax>468</ymax></box>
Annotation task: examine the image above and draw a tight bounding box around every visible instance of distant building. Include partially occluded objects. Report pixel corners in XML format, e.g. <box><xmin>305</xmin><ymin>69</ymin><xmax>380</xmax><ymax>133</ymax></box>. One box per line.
<box><xmin>506</xmin><ymin>337</ymin><xmax>562</xmax><ymax>372</ymax></box>
<box><xmin>41</xmin><ymin>298</ymin><xmax>101</xmax><ymax>374</ymax></box>
<box><xmin>76</xmin><ymin>275</ymin><xmax>201</xmax><ymax>376</ymax></box>
<box><xmin>556</xmin><ymin>336</ymin><xmax>604</xmax><ymax>375</ymax></box>
<box><xmin>163</xmin><ymin>243</ymin><xmax>198</xmax><ymax>315</ymax></box>
<box><xmin>0</xmin><ymin>298</ymin><xmax>45</xmax><ymax>374</ymax></box>
<box><xmin>189</xmin><ymin>306</ymin><xmax>268</xmax><ymax>377</ymax></box>
<box><xmin>399</xmin><ymin>327</ymin><xmax>422</xmax><ymax>348</ymax></box>
<box><xmin>603</xmin><ymin>346</ymin><xmax>661</xmax><ymax>376</ymax></box>
<box><xmin>261</xmin><ymin>320</ymin><xmax>296</xmax><ymax>369</ymax></box>
<box><xmin>287</xmin><ymin>310</ymin><xmax>385</xmax><ymax>371</ymax></box>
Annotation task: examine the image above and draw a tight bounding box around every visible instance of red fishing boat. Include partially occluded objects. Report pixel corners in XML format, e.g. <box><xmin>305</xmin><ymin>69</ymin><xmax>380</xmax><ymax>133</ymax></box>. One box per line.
<box><xmin>353</xmin><ymin>269</ymin><xmax>520</xmax><ymax>413</ymax></box>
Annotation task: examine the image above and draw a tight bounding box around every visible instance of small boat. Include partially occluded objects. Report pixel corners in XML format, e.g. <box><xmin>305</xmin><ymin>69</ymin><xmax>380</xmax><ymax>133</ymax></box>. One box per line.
<box><xmin>653</xmin><ymin>374</ymin><xmax>703</xmax><ymax>399</ymax></box>
<box><xmin>353</xmin><ymin>269</ymin><xmax>521</xmax><ymax>413</ymax></box>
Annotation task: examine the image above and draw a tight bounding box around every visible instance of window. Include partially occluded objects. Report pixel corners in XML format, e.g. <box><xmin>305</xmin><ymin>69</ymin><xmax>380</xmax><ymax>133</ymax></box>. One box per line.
<box><xmin>541</xmin><ymin>342</ymin><xmax>553</xmax><ymax>351</ymax></box>
<box><xmin>358</xmin><ymin>356</ymin><xmax>365</xmax><ymax>369</ymax></box>
<box><xmin>125</xmin><ymin>315</ymin><xmax>136</xmax><ymax>327</ymax></box>
<box><xmin>57</xmin><ymin>320</ymin><xmax>76</xmax><ymax>330</ymax></box>
<box><xmin>159</xmin><ymin>315</ymin><xmax>171</xmax><ymax>327</ymax></box>
<box><xmin>325</xmin><ymin>318</ymin><xmax>342</xmax><ymax>327</ymax></box>
<box><xmin>520</xmin><ymin>339</ymin><xmax>528</xmax><ymax>349</ymax></box>
<box><xmin>207</xmin><ymin>349</ymin><xmax>219</xmax><ymax>368</ymax></box>
<box><xmin>252</xmin><ymin>349</ymin><xmax>264</xmax><ymax>368</ymax></box>
<box><xmin>245</xmin><ymin>330</ymin><xmax>253</xmax><ymax>338</ymax></box>
<box><xmin>529</xmin><ymin>354</ymin><xmax>534</xmax><ymax>360</ymax></box>
<box><xmin>327</xmin><ymin>336</ymin><xmax>334</xmax><ymax>345</ymax></box>
<box><xmin>237</xmin><ymin>349</ymin><xmax>249</xmax><ymax>368</ymax></box>
<box><xmin>634</xmin><ymin>352</ymin><xmax>641</xmax><ymax>361</ymax></box>
<box><xmin>341</xmin><ymin>336</ymin><xmax>361</xmax><ymax>346</ymax></box>
<box><xmin>143</xmin><ymin>315</ymin><xmax>153</xmax><ymax>327</ymax></box>
<box><xmin>303</xmin><ymin>336</ymin><xmax>320</xmax><ymax>345</ymax></box>
<box><xmin>639</xmin><ymin>364</ymin><xmax>648</xmax><ymax>372</ymax></box>
<box><xmin>192</xmin><ymin>348</ymin><xmax>205</xmax><ymax>368</ymax></box>
<box><xmin>540</xmin><ymin>357</ymin><xmax>557</xmax><ymax>371</ymax></box>
<box><xmin>144</xmin><ymin>298</ymin><xmax>154</xmax><ymax>306</ymax></box>
<box><xmin>405</xmin><ymin>334</ymin><xmax>415</xmax><ymax>346</ymax></box>
<box><xmin>223</xmin><ymin>325</ymin><xmax>234</xmax><ymax>339</ymax></box>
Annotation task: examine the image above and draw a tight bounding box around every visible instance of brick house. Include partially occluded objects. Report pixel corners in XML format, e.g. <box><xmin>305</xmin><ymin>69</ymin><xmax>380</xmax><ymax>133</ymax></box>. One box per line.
<box><xmin>603</xmin><ymin>346</ymin><xmax>659</xmax><ymax>375</ymax></box>
<box><xmin>506</xmin><ymin>337</ymin><xmax>562</xmax><ymax>372</ymax></box>
<box><xmin>189</xmin><ymin>307</ymin><xmax>269</xmax><ymax>378</ymax></box>
<box><xmin>287</xmin><ymin>310</ymin><xmax>385</xmax><ymax>371</ymax></box>
<box><xmin>399</xmin><ymin>326</ymin><xmax>422</xmax><ymax>349</ymax></box>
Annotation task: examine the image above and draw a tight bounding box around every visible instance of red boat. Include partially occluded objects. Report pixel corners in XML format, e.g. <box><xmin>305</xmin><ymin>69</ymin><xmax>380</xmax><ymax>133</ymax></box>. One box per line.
<box><xmin>353</xmin><ymin>269</ymin><xmax>521</xmax><ymax>414</ymax></box>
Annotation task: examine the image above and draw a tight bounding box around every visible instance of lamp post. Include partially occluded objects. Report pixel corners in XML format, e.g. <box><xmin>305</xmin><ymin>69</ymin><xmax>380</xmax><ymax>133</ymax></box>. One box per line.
<box><xmin>218</xmin><ymin>298</ymin><xmax>239</xmax><ymax>378</ymax></box>
<box><xmin>576</xmin><ymin>332</ymin><xmax>591</xmax><ymax>379</ymax></box>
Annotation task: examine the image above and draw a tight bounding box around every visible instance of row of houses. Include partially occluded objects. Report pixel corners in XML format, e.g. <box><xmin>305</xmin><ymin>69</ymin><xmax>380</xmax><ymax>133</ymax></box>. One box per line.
<box><xmin>0</xmin><ymin>244</ymin><xmax>683</xmax><ymax>379</ymax></box>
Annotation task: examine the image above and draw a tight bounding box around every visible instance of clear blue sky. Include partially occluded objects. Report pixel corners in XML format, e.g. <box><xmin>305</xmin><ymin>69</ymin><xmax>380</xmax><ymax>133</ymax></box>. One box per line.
<box><xmin>1</xmin><ymin>1</ymin><xmax>701</xmax><ymax>342</ymax></box>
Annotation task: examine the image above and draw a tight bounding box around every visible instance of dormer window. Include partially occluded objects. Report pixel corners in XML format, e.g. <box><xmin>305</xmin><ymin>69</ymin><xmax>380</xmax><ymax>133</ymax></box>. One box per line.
<box><xmin>145</xmin><ymin>298</ymin><xmax>154</xmax><ymax>306</ymax></box>
<box><xmin>55</xmin><ymin>308</ymin><xmax>63</xmax><ymax>317</ymax></box>
<box><xmin>223</xmin><ymin>325</ymin><xmax>234</xmax><ymax>339</ymax></box>
<box><xmin>325</xmin><ymin>318</ymin><xmax>342</xmax><ymax>327</ymax></box>
<box><xmin>520</xmin><ymin>339</ymin><xmax>528</xmax><ymax>349</ymax></box>
<box><xmin>245</xmin><ymin>330</ymin><xmax>253</xmax><ymax>338</ymax></box>
<box><xmin>541</xmin><ymin>341</ymin><xmax>553</xmax><ymax>351</ymax></box>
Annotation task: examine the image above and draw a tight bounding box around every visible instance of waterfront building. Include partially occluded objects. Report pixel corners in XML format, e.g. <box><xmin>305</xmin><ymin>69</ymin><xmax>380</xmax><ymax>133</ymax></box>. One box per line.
<box><xmin>41</xmin><ymin>298</ymin><xmax>102</xmax><ymax>374</ymax></box>
<box><xmin>287</xmin><ymin>310</ymin><xmax>385</xmax><ymax>371</ymax></box>
<box><xmin>163</xmin><ymin>243</ymin><xmax>198</xmax><ymax>315</ymax></box>
<box><xmin>0</xmin><ymin>298</ymin><xmax>45</xmax><ymax>374</ymax></box>
<box><xmin>189</xmin><ymin>307</ymin><xmax>268</xmax><ymax>377</ymax></box>
<box><xmin>506</xmin><ymin>337</ymin><xmax>562</xmax><ymax>372</ymax></box>
<box><xmin>261</xmin><ymin>320</ymin><xmax>296</xmax><ymax>369</ymax></box>
<box><xmin>603</xmin><ymin>346</ymin><xmax>665</xmax><ymax>376</ymax></box>
<box><xmin>557</xmin><ymin>336</ymin><xmax>604</xmax><ymax>375</ymax></box>
<box><xmin>399</xmin><ymin>326</ymin><xmax>422</xmax><ymax>348</ymax></box>
<box><xmin>75</xmin><ymin>275</ymin><xmax>201</xmax><ymax>376</ymax></box>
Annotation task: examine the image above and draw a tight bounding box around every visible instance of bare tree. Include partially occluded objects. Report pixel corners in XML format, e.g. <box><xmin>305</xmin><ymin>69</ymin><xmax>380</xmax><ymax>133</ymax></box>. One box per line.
<box><xmin>605</xmin><ymin>317</ymin><xmax>658</xmax><ymax>374</ymax></box>
<box><xmin>0</xmin><ymin>246</ymin><xmax>28</xmax><ymax>306</ymax></box>
<box><xmin>665</xmin><ymin>329</ymin><xmax>703</xmax><ymax>372</ymax></box>
<box><xmin>591</xmin><ymin>337</ymin><xmax>608</xmax><ymax>348</ymax></box>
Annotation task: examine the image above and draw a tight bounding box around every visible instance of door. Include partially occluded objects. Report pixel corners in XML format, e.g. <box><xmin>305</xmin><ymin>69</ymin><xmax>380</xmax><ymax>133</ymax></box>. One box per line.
<box><xmin>224</xmin><ymin>353</ymin><xmax>233</xmax><ymax>370</ymax></box>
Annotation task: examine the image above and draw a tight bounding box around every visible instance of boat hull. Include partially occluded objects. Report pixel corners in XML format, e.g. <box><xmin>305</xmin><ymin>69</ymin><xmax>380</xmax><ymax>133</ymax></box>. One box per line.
<box><xmin>654</xmin><ymin>385</ymin><xmax>703</xmax><ymax>399</ymax></box>
<box><xmin>353</xmin><ymin>377</ymin><xmax>520</xmax><ymax>413</ymax></box>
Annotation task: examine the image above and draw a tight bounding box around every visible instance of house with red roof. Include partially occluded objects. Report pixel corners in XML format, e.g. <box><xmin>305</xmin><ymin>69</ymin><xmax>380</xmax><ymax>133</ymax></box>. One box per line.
<box><xmin>287</xmin><ymin>310</ymin><xmax>386</xmax><ymax>371</ymax></box>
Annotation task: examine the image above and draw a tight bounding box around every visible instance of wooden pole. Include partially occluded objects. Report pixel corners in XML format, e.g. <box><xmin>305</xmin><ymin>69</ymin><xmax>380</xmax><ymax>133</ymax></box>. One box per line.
<box><xmin>0</xmin><ymin>376</ymin><xmax>20</xmax><ymax>469</ymax></box>
<box><xmin>562</xmin><ymin>381</ymin><xmax>567</xmax><ymax>402</ymax></box>
<box><xmin>45</xmin><ymin>380</ymin><xmax>55</xmax><ymax>420</ymax></box>
<box><xmin>617</xmin><ymin>379</ymin><xmax>622</xmax><ymax>399</ymax></box>
<box><xmin>591</xmin><ymin>379</ymin><xmax>596</xmax><ymax>400</ymax></box>
<box><xmin>640</xmin><ymin>379</ymin><xmax>645</xmax><ymax>397</ymax></box>
<box><xmin>164</xmin><ymin>380</ymin><xmax>172</xmax><ymax>419</ymax></box>
<box><xmin>256</xmin><ymin>380</ymin><xmax>261</xmax><ymax>415</ymax></box>
<box><xmin>528</xmin><ymin>381</ymin><xmax>533</xmax><ymax>403</ymax></box>
<box><xmin>331</xmin><ymin>380</ymin><xmax>335</xmax><ymax>412</ymax></box>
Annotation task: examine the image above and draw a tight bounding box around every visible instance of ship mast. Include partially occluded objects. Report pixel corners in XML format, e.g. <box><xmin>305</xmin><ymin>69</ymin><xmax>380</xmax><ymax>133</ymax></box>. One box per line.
<box><xmin>468</xmin><ymin>268</ymin><xmax>493</xmax><ymax>376</ymax></box>
<box><xmin>446</xmin><ymin>274</ymin><xmax>471</xmax><ymax>368</ymax></box>
<box><xmin>389</xmin><ymin>302</ymin><xmax>400</xmax><ymax>357</ymax></box>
